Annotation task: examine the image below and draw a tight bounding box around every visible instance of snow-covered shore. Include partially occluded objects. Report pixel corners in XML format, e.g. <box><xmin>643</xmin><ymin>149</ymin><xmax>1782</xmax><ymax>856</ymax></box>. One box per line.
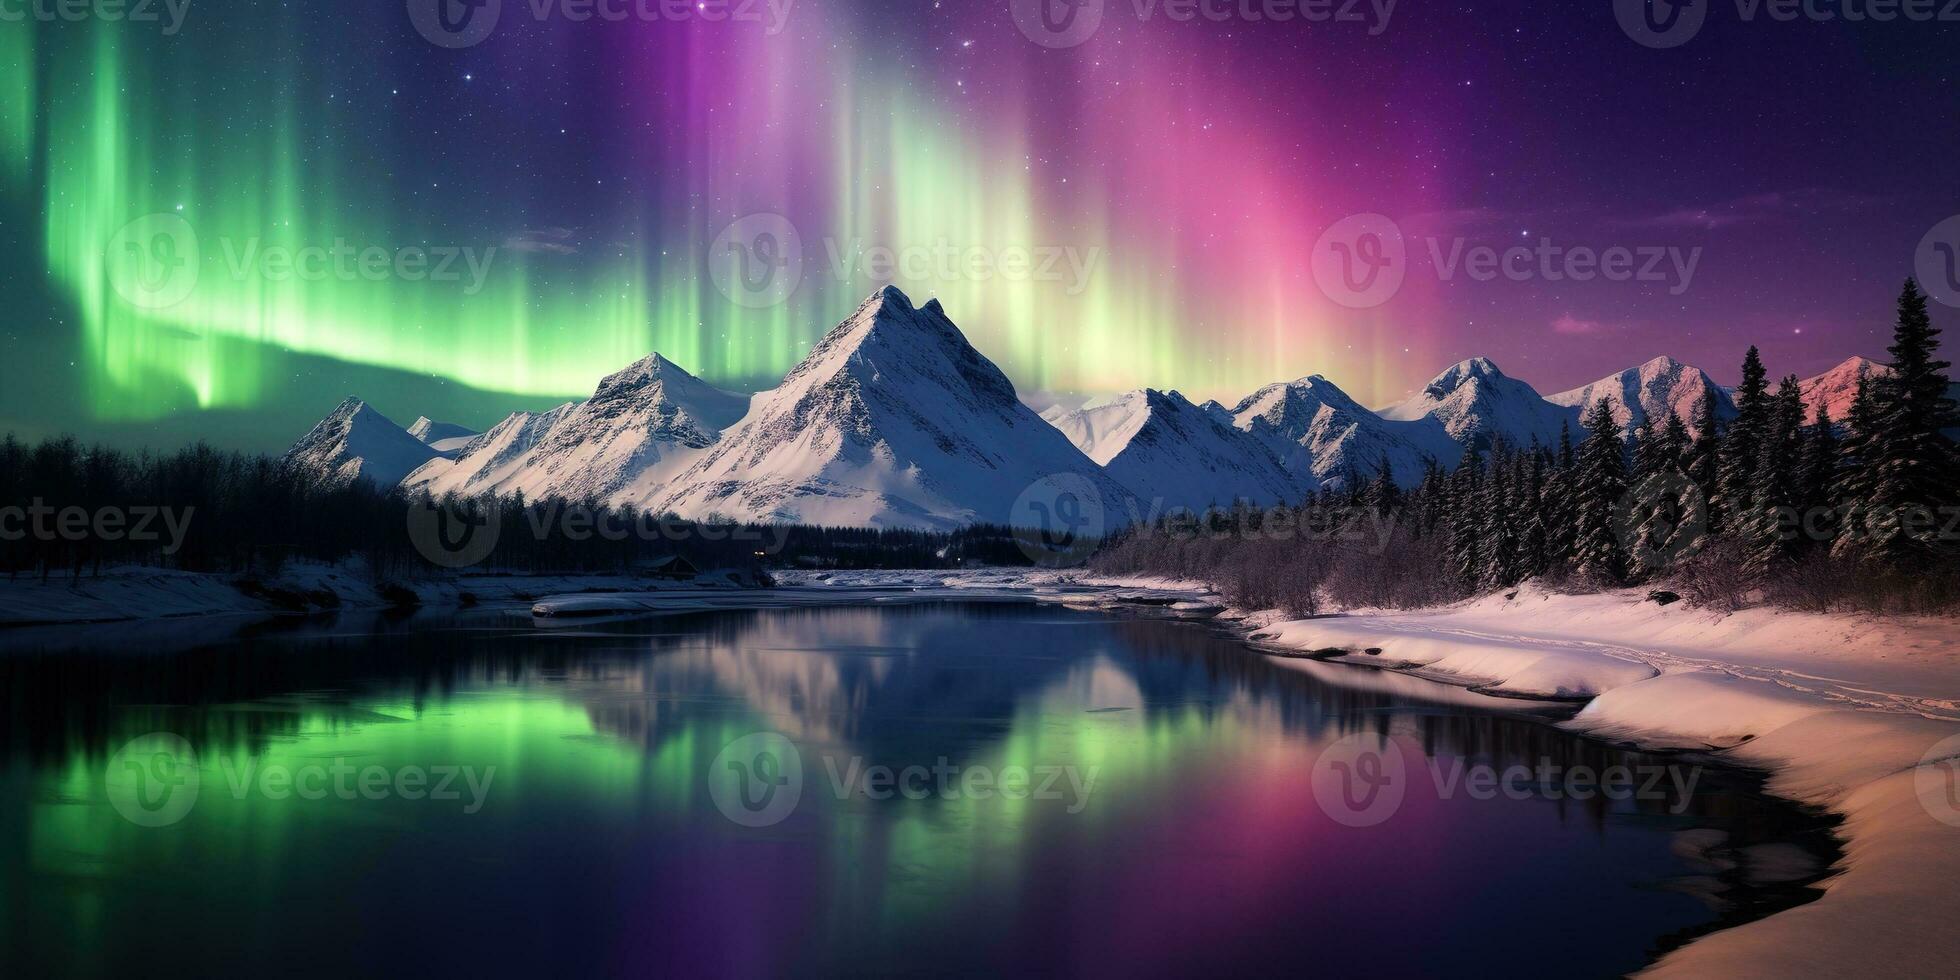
<box><xmin>775</xmin><ymin>570</ymin><xmax>1960</xmax><ymax>974</ymax></box>
<box><xmin>1109</xmin><ymin>576</ymin><xmax>1960</xmax><ymax>976</ymax></box>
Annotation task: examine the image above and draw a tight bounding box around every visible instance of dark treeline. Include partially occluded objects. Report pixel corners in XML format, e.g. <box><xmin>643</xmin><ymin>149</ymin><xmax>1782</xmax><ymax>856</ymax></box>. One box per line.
<box><xmin>1097</xmin><ymin>280</ymin><xmax>1960</xmax><ymax>615</ymax></box>
<box><xmin>0</xmin><ymin>439</ymin><xmax>1037</xmax><ymax>582</ymax></box>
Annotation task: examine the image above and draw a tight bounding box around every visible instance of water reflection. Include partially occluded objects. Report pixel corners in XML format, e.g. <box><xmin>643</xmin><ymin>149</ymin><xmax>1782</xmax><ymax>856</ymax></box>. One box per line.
<box><xmin>0</xmin><ymin>603</ymin><xmax>1834</xmax><ymax>978</ymax></box>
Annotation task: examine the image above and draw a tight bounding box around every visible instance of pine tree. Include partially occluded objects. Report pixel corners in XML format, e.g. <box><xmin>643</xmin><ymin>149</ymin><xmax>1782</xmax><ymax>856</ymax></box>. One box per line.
<box><xmin>1572</xmin><ymin>399</ymin><xmax>1630</xmax><ymax>584</ymax></box>
<box><xmin>1741</xmin><ymin>376</ymin><xmax>1808</xmax><ymax>577</ymax></box>
<box><xmin>1863</xmin><ymin>280</ymin><xmax>1960</xmax><ymax>566</ymax></box>
<box><xmin>1447</xmin><ymin>444</ymin><xmax>1484</xmax><ymax>585</ymax></box>
<box><xmin>1832</xmin><ymin>376</ymin><xmax>1882</xmax><ymax>561</ymax></box>
<box><xmin>1630</xmin><ymin>418</ymin><xmax>1660</xmax><ymax>478</ymax></box>
<box><xmin>1797</xmin><ymin>403</ymin><xmax>1839</xmax><ymax>548</ymax></box>
<box><xmin>1517</xmin><ymin>448</ymin><xmax>1549</xmax><ymax>579</ymax></box>
<box><xmin>1715</xmin><ymin>346</ymin><xmax>1770</xmax><ymax>531</ymax></box>
<box><xmin>1687</xmin><ymin>387</ymin><xmax>1723</xmax><ymax>501</ymax></box>
<box><xmin>1659</xmin><ymin>409</ymin><xmax>1690</xmax><ymax>476</ymax></box>
<box><xmin>1363</xmin><ymin>454</ymin><xmax>1402</xmax><ymax>516</ymax></box>
<box><xmin>1478</xmin><ymin>448</ymin><xmax>1521</xmax><ymax>588</ymax></box>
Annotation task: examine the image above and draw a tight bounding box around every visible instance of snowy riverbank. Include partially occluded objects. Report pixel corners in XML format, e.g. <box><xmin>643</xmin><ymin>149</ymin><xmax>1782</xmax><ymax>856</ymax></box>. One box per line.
<box><xmin>755</xmin><ymin>569</ymin><xmax>1960</xmax><ymax>975</ymax></box>
<box><xmin>1236</xmin><ymin>583</ymin><xmax>1960</xmax><ymax>976</ymax></box>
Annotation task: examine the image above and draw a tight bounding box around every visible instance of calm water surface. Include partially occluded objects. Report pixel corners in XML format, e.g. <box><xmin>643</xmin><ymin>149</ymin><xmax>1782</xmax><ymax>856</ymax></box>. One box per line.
<box><xmin>0</xmin><ymin>601</ymin><xmax>1834</xmax><ymax>978</ymax></box>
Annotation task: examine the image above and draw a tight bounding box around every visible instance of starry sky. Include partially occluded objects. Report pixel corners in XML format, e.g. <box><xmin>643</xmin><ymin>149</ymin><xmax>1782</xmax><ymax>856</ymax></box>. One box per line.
<box><xmin>2</xmin><ymin>1</ymin><xmax>1956</xmax><ymax>450</ymax></box>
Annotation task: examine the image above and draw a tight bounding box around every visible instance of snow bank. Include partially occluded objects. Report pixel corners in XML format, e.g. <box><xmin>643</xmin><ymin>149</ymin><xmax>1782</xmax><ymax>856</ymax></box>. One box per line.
<box><xmin>1569</xmin><ymin>679</ymin><xmax>1960</xmax><ymax>976</ymax></box>
<box><xmin>1567</xmin><ymin>671</ymin><xmax>1834</xmax><ymax>749</ymax></box>
<box><xmin>1253</xmin><ymin>616</ymin><xmax>1657</xmax><ymax>699</ymax></box>
<box><xmin>1238</xmin><ymin>583</ymin><xmax>1960</xmax><ymax>976</ymax></box>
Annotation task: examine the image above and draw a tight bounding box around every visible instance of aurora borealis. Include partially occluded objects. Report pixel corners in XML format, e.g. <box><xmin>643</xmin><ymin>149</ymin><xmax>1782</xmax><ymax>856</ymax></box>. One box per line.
<box><xmin>2</xmin><ymin>2</ymin><xmax>1957</xmax><ymax>449</ymax></box>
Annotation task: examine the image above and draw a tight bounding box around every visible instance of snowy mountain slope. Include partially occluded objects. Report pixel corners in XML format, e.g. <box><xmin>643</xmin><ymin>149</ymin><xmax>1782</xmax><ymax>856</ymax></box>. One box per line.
<box><xmin>1546</xmin><ymin>355</ymin><xmax>1735</xmax><ymax>437</ymax></box>
<box><xmin>1230</xmin><ymin>375</ymin><xmax>1455</xmax><ymax>490</ymax></box>
<box><xmin>504</xmin><ymin>354</ymin><xmax>749</xmax><ymax>507</ymax></box>
<box><xmin>401</xmin><ymin>404</ymin><xmax>575</xmax><ymax>498</ymax></box>
<box><xmin>407</xmin><ymin>417</ymin><xmax>479</xmax><ymax>458</ymax></box>
<box><xmin>649</xmin><ymin>286</ymin><xmax>1131</xmax><ymax>530</ymax></box>
<box><xmin>1380</xmin><ymin>357</ymin><xmax>1573</xmax><ymax>449</ymax></box>
<box><xmin>1799</xmin><ymin>355</ymin><xmax>1888</xmax><ymax>424</ymax></box>
<box><xmin>1047</xmin><ymin>389</ymin><xmax>1304</xmax><ymax>509</ymax></box>
<box><xmin>1796</xmin><ymin>356</ymin><xmax>1959</xmax><ymax>438</ymax></box>
<box><xmin>400</xmin><ymin>354</ymin><xmax>749</xmax><ymax>506</ymax></box>
<box><xmin>1046</xmin><ymin>391</ymin><xmax>1155</xmax><ymax>466</ymax></box>
<box><xmin>283</xmin><ymin>398</ymin><xmax>441</xmax><ymax>490</ymax></box>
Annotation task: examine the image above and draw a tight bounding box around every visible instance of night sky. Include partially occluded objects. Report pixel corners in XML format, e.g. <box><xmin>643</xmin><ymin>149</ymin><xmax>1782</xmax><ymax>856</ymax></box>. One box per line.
<box><xmin>2</xmin><ymin>1</ymin><xmax>1957</xmax><ymax>451</ymax></box>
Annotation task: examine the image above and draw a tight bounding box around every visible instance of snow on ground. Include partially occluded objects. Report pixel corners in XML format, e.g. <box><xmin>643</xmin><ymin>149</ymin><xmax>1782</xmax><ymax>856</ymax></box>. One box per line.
<box><xmin>1203</xmin><ymin>578</ymin><xmax>1960</xmax><ymax>976</ymax></box>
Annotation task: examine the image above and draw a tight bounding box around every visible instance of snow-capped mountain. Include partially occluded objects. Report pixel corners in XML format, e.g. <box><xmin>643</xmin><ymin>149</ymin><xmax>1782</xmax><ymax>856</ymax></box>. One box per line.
<box><xmin>403</xmin><ymin>404</ymin><xmax>574</xmax><ymax>499</ymax></box>
<box><xmin>1047</xmin><ymin>389</ymin><xmax>1304</xmax><ymax>509</ymax></box>
<box><xmin>1230</xmin><ymin>375</ymin><xmax>1454</xmax><ymax>490</ymax></box>
<box><xmin>1547</xmin><ymin>355</ymin><xmax>1735</xmax><ymax>437</ymax></box>
<box><xmin>1380</xmin><ymin>357</ymin><xmax>1573</xmax><ymax>448</ymax></box>
<box><xmin>283</xmin><ymin>398</ymin><xmax>441</xmax><ymax>490</ymax></box>
<box><xmin>403</xmin><ymin>354</ymin><xmax>749</xmax><ymax>507</ymax></box>
<box><xmin>407</xmin><ymin>417</ymin><xmax>479</xmax><ymax>457</ymax></box>
<box><xmin>649</xmin><ymin>286</ymin><xmax>1129</xmax><ymax>529</ymax></box>
<box><xmin>1799</xmin><ymin>356</ymin><xmax>1889</xmax><ymax>424</ymax></box>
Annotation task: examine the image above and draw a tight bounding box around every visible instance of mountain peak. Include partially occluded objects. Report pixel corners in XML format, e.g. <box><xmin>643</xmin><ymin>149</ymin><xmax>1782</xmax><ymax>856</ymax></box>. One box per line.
<box><xmin>1801</xmin><ymin>355</ymin><xmax>1893</xmax><ymax>424</ymax></box>
<box><xmin>594</xmin><ymin>352</ymin><xmax>684</xmax><ymax>395</ymax></box>
<box><xmin>328</xmin><ymin>396</ymin><xmax>370</xmax><ymax>419</ymax></box>
<box><xmin>1545</xmin><ymin>356</ymin><xmax>1733</xmax><ymax>437</ymax></box>
<box><xmin>284</xmin><ymin>398</ymin><xmax>437</xmax><ymax>490</ymax></box>
<box><xmin>1434</xmin><ymin>357</ymin><xmax>1504</xmax><ymax>385</ymax></box>
<box><xmin>650</xmin><ymin>292</ymin><xmax>1125</xmax><ymax>529</ymax></box>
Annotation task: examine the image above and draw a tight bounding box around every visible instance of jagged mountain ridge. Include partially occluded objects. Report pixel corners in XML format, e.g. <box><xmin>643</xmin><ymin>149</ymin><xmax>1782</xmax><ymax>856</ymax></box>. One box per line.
<box><xmin>403</xmin><ymin>353</ymin><xmax>749</xmax><ymax>506</ymax></box>
<box><xmin>1229</xmin><ymin>375</ymin><xmax>1456</xmax><ymax>490</ymax></box>
<box><xmin>1047</xmin><ymin>389</ymin><xmax>1305</xmax><ymax>509</ymax></box>
<box><xmin>1546</xmin><ymin>355</ymin><xmax>1736</xmax><ymax>437</ymax></box>
<box><xmin>1380</xmin><ymin>357</ymin><xmax>1574</xmax><ymax>449</ymax></box>
<box><xmin>647</xmin><ymin>287</ymin><xmax>1130</xmax><ymax>529</ymax></box>
<box><xmin>286</xmin><ymin>292</ymin><xmax>1936</xmax><ymax>528</ymax></box>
